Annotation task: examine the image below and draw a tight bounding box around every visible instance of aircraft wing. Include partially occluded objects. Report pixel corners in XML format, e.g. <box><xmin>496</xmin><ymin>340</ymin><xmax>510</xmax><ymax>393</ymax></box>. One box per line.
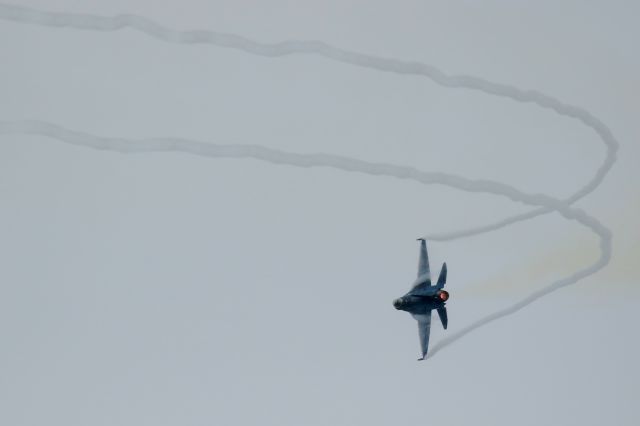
<box><xmin>409</xmin><ymin>239</ymin><xmax>432</xmax><ymax>296</ymax></box>
<box><xmin>413</xmin><ymin>312</ymin><xmax>432</xmax><ymax>360</ymax></box>
<box><xmin>416</xmin><ymin>238</ymin><xmax>430</xmax><ymax>281</ymax></box>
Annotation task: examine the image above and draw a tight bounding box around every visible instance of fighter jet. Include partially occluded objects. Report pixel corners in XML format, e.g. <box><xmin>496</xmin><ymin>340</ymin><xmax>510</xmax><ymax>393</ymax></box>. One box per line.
<box><xmin>393</xmin><ymin>239</ymin><xmax>449</xmax><ymax>360</ymax></box>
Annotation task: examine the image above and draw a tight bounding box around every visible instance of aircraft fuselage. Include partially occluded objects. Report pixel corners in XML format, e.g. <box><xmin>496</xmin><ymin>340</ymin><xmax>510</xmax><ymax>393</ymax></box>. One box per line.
<box><xmin>393</xmin><ymin>295</ymin><xmax>445</xmax><ymax>315</ymax></box>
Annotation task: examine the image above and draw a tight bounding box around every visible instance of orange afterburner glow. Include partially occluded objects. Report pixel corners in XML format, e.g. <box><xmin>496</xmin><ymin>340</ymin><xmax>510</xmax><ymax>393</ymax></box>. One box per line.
<box><xmin>438</xmin><ymin>290</ymin><xmax>450</xmax><ymax>302</ymax></box>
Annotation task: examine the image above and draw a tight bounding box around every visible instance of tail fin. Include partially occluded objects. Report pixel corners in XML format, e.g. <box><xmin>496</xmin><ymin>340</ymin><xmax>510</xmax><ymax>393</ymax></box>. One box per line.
<box><xmin>435</xmin><ymin>262</ymin><xmax>447</xmax><ymax>289</ymax></box>
<box><xmin>437</xmin><ymin>307</ymin><xmax>448</xmax><ymax>329</ymax></box>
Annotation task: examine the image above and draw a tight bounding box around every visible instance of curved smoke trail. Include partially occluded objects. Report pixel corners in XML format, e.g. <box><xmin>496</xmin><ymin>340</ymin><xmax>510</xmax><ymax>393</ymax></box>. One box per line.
<box><xmin>0</xmin><ymin>3</ymin><xmax>619</xmax><ymax>242</ymax></box>
<box><xmin>0</xmin><ymin>120</ymin><xmax>612</xmax><ymax>359</ymax></box>
<box><xmin>0</xmin><ymin>4</ymin><xmax>619</xmax><ymax>356</ymax></box>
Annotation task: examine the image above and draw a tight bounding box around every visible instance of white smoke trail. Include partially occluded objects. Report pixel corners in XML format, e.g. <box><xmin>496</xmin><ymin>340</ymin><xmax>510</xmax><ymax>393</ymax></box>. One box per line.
<box><xmin>0</xmin><ymin>120</ymin><xmax>612</xmax><ymax>359</ymax></box>
<box><xmin>0</xmin><ymin>2</ymin><xmax>619</xmax><ymax>243</ymax></box>
<box><xmin>0</xmin><ymin>4</ymin><xmax>619</xmax><ymax>357</ymax></box>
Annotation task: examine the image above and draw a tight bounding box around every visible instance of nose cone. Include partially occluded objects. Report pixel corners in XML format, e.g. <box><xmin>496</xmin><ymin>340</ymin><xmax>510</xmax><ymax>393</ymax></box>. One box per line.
<box><xmin>393</xmin><ymin>298</ymin><xmax>403</xmax><ymax>309</ymax></box>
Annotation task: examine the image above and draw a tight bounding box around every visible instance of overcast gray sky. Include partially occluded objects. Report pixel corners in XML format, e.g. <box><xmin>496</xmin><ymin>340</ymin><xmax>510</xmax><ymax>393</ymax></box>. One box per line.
<box><xmin>1</xmin><ymin>1</ymin><xmax>639</xmax><ymax>425</ymax></box>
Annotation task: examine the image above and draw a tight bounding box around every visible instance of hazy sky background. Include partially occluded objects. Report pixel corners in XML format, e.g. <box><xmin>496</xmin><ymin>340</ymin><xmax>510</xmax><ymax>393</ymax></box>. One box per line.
<box><xmin>1</xmin><ymin>1</ymin><xmax>638</xmax><ymax>425</ymax></box>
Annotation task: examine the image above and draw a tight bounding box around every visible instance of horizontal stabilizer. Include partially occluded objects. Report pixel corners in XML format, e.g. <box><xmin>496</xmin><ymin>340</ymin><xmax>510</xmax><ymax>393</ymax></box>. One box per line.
<box><xmin>437</xmin><ymin>306</ymin><xmax>448</xmax><ymax>330</ymax></box>
<box><xmin>435</xmin><ymin>262</ymin><xmax>447</xmax><ymax>289</ymax></box>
